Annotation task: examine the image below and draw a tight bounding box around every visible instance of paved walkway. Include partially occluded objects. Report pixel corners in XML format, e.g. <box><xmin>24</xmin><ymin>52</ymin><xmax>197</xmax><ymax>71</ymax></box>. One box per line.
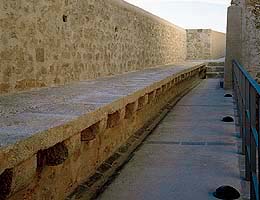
<box><xmin>98</xmin><ymin>79</ymin><xmax>242</xmax><ymax>200</ymax></box>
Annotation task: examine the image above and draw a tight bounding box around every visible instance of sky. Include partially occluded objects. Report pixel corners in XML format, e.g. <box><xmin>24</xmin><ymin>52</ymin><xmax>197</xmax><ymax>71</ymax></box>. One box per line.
<box><xmin>124</xmin><ymin>0</ymin><xmax>230</xmax><ymax>33</ymax></box>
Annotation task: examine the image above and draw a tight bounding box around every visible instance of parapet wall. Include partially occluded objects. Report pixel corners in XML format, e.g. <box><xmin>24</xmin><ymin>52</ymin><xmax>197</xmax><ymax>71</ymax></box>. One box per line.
<box><xmin>0</xmin><ymin>63</ymin><xmax>206</xmax><ymax>200</ymax></box>
<box><xmin>0</xmin><ymin>0</ymin><xmax>187</xmax><ymax>94</ymax></box>
<box><xmin>186</xmin><ymin>29</ymin><xmax>226</xmax><ymax>60</ymax></box>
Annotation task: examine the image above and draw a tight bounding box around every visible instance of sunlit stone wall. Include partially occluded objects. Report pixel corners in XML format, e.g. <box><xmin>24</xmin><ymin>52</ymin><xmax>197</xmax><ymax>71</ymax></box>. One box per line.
<box><xmin>186</xmin><ymin>29</ymin><xmax>226</xmax><ymax>60</ymax></box>
<box><xmin>0</xmin><ymin>0</ymin><xmax>187</xmax><ymax>94</ymax></box>
<box><xmin>240</xmin><ymin>0</ymin><xmax>260</xmax><ymax>78</ymax></box>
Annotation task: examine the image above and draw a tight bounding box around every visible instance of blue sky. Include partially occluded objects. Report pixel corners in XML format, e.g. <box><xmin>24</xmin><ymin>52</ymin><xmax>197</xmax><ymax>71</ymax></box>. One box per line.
<box><xmin>124</xmin><ymin>0</ymin><xmax>230</xmax><ymax>33</ymax></box>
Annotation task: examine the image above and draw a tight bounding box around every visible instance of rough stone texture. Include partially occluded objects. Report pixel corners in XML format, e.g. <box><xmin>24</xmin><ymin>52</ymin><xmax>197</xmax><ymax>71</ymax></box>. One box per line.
<box><xmin>226</xmin><ymin>0</ymin><xmax>260</xmax><ymax>80</ymax></box>
<box><xmin>11</xmin><ymin>156</ymin><xmax>37</xmax><ymax>194</ymax></box>
<box><xmin>224</xmin><ymin>5</ymin><xmax>242</xmax><ymax>89</ymax></box>
<box><xmin>186</xmin><ymin>29</ymin><xmax>226</xmax><ymax>60</ymax></box>
<box><xmin>0</xmin><ymin>0</ymin><xmax>187</xmax><ymax>94</ymax></box>
<box><xmin>0</xmin><ymin>62</ymin><xmax>206</xmax><ymax>200</ymax></box>
<box><xmin>241</xmin><ymin>0</ymin><xmax>260</xmax><ymax>78</ymax></box>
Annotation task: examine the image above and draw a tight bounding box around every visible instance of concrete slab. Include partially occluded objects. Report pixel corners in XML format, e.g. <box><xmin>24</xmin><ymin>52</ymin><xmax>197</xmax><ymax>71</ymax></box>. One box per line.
<box><xmin>98</xmin><ymin>79</ymin><xmax>242</xmax><ymax>200</ymax></box>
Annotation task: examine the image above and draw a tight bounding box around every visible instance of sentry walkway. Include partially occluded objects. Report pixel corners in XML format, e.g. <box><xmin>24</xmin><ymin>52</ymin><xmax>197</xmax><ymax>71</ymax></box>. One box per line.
<box><xmin>98</xmin><ymin>79</ymin><xmax>242</xmax><ymax>200</ymax></box>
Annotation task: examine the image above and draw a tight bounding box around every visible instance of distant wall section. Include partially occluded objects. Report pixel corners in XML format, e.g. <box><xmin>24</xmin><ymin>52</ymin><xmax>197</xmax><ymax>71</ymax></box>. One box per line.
<box><xmin>0</xmin><ymin>0</ymin><xmax>187</xmax><ymax>94</ymax></box>
<box><xmin>186</xmin><ymin>29</ymin><xmax>226</xmax><ymax>60</ymax></box>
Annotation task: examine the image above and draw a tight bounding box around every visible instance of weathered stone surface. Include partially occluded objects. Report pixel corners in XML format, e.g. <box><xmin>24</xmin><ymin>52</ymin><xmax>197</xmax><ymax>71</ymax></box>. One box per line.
<box><xmin>0</xmin><ymin>62</ymin><xmax>206</xmax><ymax>200</ymax></box>
<box><xmin>11</xmin><ymin>156</ymin><xmax>37</xmax><ymax>194</ymax></box>
<box><xmin>0</xmin><ymin>0</ymin><xmax>187</xmax><ymax>94</ymax></box>
<box><xmin>225</xmin><ymin>1</ymin><xmax>260</xmax><ymax>81</ymax></box>
<box><xmin>240</xmin><ymin>0</ymin><xmax>260</xmax><ymax>77</ymax></box>
<box><xmin>186</xmin><ymin>29</ymin><xmax>226</xmax><ymax>60</ymax></box>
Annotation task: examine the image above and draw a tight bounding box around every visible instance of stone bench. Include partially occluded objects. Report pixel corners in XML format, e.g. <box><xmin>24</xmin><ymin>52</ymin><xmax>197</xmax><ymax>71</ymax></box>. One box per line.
<box><xmin>0</xmin><ymin>62</ymin><xmax>206</xmax><ymax>200</ymax></box>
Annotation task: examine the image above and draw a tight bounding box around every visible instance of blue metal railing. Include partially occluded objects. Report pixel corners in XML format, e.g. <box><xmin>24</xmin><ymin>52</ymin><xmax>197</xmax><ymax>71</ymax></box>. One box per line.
<box><xmin>233</xmin><ymin>59</ymin><xmax>260</xmax><ymax>200</ymax></box>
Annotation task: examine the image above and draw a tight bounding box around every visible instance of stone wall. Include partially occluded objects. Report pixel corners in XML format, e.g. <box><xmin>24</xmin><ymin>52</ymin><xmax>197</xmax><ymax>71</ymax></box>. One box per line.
<box><xmin>240</xmin><ymin>0</ymin><xmax>260</xmax><ymax>78</ymax></box>
<box><xmin>186</xmin><ymin>29</ymin><xmax>226</xmax><ymax>60</ymax></box>
<box><xmin>224</xmin><ymin>5</ymin><xmax>242</xmax><ymax>89</ymax></box>
<box><xmin>0</xmin><ymin>63</ymin><xmax>206</xmax><ymax>200</ymax></box>
<box><xmin>0</xmin><ymin>0</ymin><xmax>187</xmax><ymax>94</ymax></box>
<box><xmin>224</xmin><ymin>0</ymin><xmax>260</xmax><ymax>87</ymax></box>
<box><xmin>211</xmin><ymin>30</ymin><xmax>227</xmax><ymax>59</ymax></box>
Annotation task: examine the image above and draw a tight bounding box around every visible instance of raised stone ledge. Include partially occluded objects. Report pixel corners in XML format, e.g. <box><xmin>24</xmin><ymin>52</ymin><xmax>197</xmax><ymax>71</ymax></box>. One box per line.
<box><xmin>0</xmin><ymin>62</ymin><xmax>205</xmax><ymax>150</ymax></box>
<box><xmin>0</xmin><ymin>62</ymin><xmax>206</xmax><ymax>199</ymax></box>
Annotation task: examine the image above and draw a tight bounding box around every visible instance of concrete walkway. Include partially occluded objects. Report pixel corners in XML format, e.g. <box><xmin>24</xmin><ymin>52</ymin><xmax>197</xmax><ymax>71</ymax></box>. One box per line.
<box><xmin>98</xmin><ymin>79</ymin><xmax>241</xmax><ymax>200</ymax></box>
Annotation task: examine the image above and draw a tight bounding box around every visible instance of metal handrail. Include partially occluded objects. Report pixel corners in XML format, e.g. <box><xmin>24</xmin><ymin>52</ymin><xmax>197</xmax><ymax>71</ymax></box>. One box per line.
<box><xmin>232</xmin><ymin>59</ymin><xmax>260</xmax><ymax>200</ymax></box>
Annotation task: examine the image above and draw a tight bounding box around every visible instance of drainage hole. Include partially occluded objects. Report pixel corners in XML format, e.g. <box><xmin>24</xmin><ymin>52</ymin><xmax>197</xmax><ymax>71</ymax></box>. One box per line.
<box><xmin>213</xmin><ymin>185</ymin><xmax>240</xmax><ymax>199</ymax></box>
<box><xmin>222</xmin><ymin>116</ymin><xmax>234</xmax><ymax>122</ymax></box>
<box><xmin>224</xmin><ymin>94</ymin><xmax>233</xmax><ymax>97</ymax></box>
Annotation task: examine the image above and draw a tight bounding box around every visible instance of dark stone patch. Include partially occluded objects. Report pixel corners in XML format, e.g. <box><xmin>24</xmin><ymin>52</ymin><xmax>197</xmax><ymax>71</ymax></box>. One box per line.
<box><xmin>105</xmin><ymin>153</ymin><xmax>121</xmax><ymax>166</ymax></box>
<box><xmin>0</xmin><ymin>168</ymin><xmax>13</xmax><ymax>200</ymax></box>
<box><xmin>81</xmin><ymin>122</ymin><xmax>100</xmax><ymax>142</ymax></box>
<box><xmin>63</xmin><ymin>15</ymin><xmax>68</xmax><ymax>22</ymax></box>
<box><xmin>118</xmin><ymin>143</ymin><xmax>131</xmax><ymax>154</ymax></box>
<box><xmin>37</xmin><ymin>142</ymin><xmax>68</xmax><ymax>171</ymax></box>
<box><xmin>97</xmin><ymin>163</ymin><xmax>111</xmax><ymax>174</ymax></box>
<box><xmin>67</xmin><ymin>185</ymin><xmax>89</xmax><ymax>199</ymax></box>
<box><xmin>134</xmin><ymin>129</ymin><xmax>145</xmax><ymax>138</ymax></box>
<box><xmin>84</xmin><ymin>173</ymin><xmax>103</xmax><ymax>187</ymax></box>
<box><xmin>107</xmin><ymin>111</ymin><xmax>120</xmax><ymax>128</ymax></box>
<box><xmin>125</xmin><ymin>102</ymin><xmax>136</xmax><ymax>119</ymax></box>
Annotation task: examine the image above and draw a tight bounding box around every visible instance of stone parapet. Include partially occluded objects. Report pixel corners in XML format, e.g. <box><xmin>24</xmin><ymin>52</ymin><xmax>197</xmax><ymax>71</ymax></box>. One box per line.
<box><xmin>0</xmin><ymin>62</ymin><xmax>206</xmax><ymax>200</ymax></box>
